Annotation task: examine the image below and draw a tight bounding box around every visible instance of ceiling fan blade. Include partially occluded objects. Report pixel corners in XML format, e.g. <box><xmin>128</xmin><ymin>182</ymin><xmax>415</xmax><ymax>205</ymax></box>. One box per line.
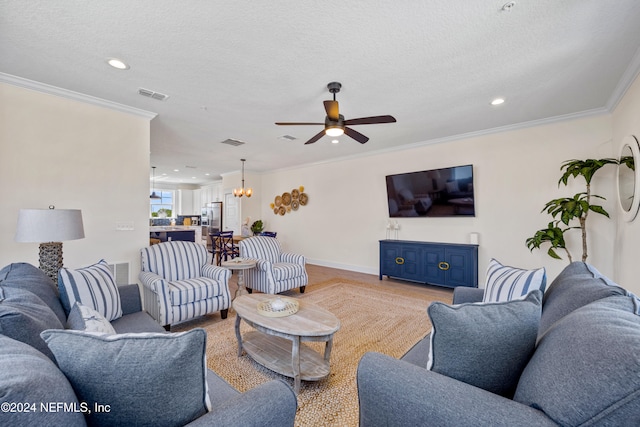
<box><xmin>324</xmin><ymin>100</ymin><xmax>340</xmax><ymax>121</ymax></box>
<box><xmin>304</xmin><ymin>130</ymin><xmax>327</xmax><ymax>145</ymax></box>
<box><xmin>275</xmin><ymin>122</ymin><xmax>324</xmax><ymax>126</ymax></box>
<box><xmin>344</xmin><ymin>127</ymin><xmax>369</xmax><ymax>144</ymax></box>
<box><xmin>344</xmin><ymin>115</ymin><xmax>397</xmax><ymax>126</ymax></box>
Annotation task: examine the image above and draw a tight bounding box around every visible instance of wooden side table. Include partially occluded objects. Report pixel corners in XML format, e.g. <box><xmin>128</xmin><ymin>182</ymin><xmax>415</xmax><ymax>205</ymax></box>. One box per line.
<box><xmin>221</xmin><ymin>258</ymin><xmax>257</xmax><ymax>299</ymax></box>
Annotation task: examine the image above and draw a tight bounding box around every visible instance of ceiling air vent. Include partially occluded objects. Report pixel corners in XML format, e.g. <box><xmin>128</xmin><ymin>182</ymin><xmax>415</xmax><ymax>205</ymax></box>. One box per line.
<box><xmin>279</xmin><ymin>135</ymin><xmax>297</xmax><ymax>141</ymax></box>
<box><xmin>220</xmin><ymin>138</ymin><xmax>246</xmax><ymax>147</ymax></box>
<box><xmin>138</xmin><ymin>88</ymin><xmax>170</xmax><ymax>101</ymax></box>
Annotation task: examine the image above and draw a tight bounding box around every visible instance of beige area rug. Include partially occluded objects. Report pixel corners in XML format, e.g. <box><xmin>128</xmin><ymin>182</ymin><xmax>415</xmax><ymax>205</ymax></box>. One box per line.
<box><xmin>174</xmin><ymin>279</ymin><xmax>440</xmax><ymax>426</ymax></box>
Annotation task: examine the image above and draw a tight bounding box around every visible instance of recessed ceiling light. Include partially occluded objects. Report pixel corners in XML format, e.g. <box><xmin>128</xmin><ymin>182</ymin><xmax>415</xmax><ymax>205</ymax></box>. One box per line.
<box><xmin>173</xmin><ymin>169</ymin><xmax>180</xmax><ymax>172</ymax></box>
<box><xmin>205</xmin><ymin>173</ymin><xmax>210</xmax><ymax>176</ymax></box>
<box><xmin>491</xmin><ymin>98</ymin><xmax>505</xmax><ymax>106</ymax></box>
<box><xmin>106</xmin><ymin>58</ymin><xmax>129</xmax><ymax>70</ymax></box>
<box><xmin>331</xmin><ymin>139</ymin><xmax>340</xmax><ymax>144</ymax></box>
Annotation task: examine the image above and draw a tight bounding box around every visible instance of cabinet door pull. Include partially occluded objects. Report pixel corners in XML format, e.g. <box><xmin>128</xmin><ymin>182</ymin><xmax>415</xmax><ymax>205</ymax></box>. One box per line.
<box><xmin>395</xmin><ymin>257</ymin><xmax>405</xmax><ymax>265</ymax></box>
<box><xmin>438</xmin><ymin>261</ymin><xmax>450</xmax><ymax>271</ymax></box>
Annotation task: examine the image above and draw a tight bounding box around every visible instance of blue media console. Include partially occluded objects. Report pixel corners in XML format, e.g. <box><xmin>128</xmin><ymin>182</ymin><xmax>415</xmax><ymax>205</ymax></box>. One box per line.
<box><xmin>379</xmin><ymin>240</ymin><xmax>478</xmax><ymax>288</ymax></box>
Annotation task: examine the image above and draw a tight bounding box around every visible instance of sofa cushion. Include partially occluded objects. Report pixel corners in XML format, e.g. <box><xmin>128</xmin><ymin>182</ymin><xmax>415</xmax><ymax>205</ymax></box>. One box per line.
<box><xmin>41</xmin><ymin>328</ymin><xmax>211</xmax><ymax>427</ymax></box>
<box><xmin>0</xmin><ymin>334</ymin><xmax>86</xmax><ymax>426</ymax></box>
<box><xmin>58</xmin><ymin>259</ymin><xmax>122</xmax><ymax>321</ymax></box>
<box><xmin>514</xmin><ymin>295</ymin><xmax>640</xmax><ymax>426</ymax></box>
<box><xmin>482</xmin><ymin>258</ymin><xmax>546</xmax><ymax>303</ymax></box>
<box><xmin>273</xmin><ymin>263</ymin><xmax>306</xmax><ymax>281</ymax></box>
<box><xmin>168</xmin><ymin>278</ymin><xmax>224</xmax><ymax>305</ymax></box>
<box><xmin>427</xmin><ymin>290</ymin><xmax>542</xmax><ymax>398</ymax></box>
<box><xmin>66</xmin><ymin>302</ymin><xmax>116</xmax><ymax>334</ymax></box>
<box><xmin>110</xmin><ymin>311</ymin><xmax>167</xmax><ymax>334</ymax></box>
<box><xmin>0</xmin><ymin>286</ymin><xmax>63</xmax><ymax>360</ymax></box>
<box><xmin>0</xmin><ymin>262</ymin><xmax>67</xmax><ymax>324</ymax></box>
<box><xmin>539</xmin><ymin>262</ymin><xmax>628</xmax><ymax>340</ymax></box>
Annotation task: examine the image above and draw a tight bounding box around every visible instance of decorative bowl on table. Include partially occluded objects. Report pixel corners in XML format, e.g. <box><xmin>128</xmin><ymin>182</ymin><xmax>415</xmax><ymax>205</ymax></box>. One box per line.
<box><xmin>257</xmin><ymin>296</ymin><xmax>299</xmax><ymax>317</ymax></box>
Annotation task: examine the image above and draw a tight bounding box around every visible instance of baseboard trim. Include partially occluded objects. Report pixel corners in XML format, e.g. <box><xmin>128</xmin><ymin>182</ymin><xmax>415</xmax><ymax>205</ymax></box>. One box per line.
<box><xmin>306</xmin><ymin>258</ymin><xmax>378</xmax><ymax>276</ymax></box>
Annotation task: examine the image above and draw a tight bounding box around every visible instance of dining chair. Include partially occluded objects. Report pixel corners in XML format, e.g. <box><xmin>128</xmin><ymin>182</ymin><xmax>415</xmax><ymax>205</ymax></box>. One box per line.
<box><xmin>259</xmin><ymin>231</ymin><xmax>277</xmax><ymax>238</ymax></box>
<box><xmin>217</xmin><ymin>230</ymin><xmax>239</xmax><ymax>264</ymax></box>
<box><xmin>209</xmin><ymin>232</ymin><xmax>223</xmax><ymax>265</ymax></box>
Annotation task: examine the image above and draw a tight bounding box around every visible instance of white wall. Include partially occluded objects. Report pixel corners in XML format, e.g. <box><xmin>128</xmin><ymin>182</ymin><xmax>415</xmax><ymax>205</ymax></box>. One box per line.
<box><xmin>0</xmin><ymin>83</ymin><xmax>151</xmax><ymax>280</ymax></box>
<box><xmin>261</xmin><ymin>114</ymin><xmax>617</xmax><ymax>286</ymax></box>
<box><xmin>612</xmin><ymin>73</ymin><xmax>640</xmax><ymax>294</ymax></box>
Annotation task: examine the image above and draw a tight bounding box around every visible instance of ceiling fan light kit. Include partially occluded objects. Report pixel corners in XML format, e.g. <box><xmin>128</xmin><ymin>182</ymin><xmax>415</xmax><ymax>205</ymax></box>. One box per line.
<box><xmin>325</xmin><ymin>126</ymin><xmax>344</xmax><ymax>137</ymax></box>
<box><xmin>275</xmin><ymin>82</ymin><xmax>396</xmax><ymax>145</ymax></box>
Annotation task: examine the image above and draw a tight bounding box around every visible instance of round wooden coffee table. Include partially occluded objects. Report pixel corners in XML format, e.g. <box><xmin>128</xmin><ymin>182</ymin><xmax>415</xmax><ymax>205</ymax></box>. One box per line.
<box><xmin>233</xmin><ymin>293</ymin><xmax>340</xmax><ymax>394</ymax></box>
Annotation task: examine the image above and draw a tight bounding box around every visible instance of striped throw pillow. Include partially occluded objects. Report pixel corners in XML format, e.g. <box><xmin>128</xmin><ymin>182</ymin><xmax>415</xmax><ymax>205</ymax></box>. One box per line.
<box><xmin>58</xmin><ymin>260</ymin><xmax>122</xmax><ymax>321</ymax></box>
<box><xmin>482</xmin><ymin>259</ymin><xmax>546</xmax><ymax>303</ymax></box>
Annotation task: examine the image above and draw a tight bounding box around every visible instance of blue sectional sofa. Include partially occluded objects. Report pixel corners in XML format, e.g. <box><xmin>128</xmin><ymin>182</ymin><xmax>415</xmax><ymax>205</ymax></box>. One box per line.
<box><xmin>357</xmin><ymin>262</ymin><xmax>640</xmax><ymax>426</ymax></box>
<box><xmin>0</xmin><ymin>262</ymin><xmax>297</xmax><ymax>426</ymax></box>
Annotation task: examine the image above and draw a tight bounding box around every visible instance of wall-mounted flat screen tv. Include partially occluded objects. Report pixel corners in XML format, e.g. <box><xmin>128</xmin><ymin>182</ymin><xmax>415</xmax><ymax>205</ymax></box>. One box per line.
<box><xmin>386</xmin><ymin>164</ymin><xmax>475</xmax><ymax>217</ymax></box>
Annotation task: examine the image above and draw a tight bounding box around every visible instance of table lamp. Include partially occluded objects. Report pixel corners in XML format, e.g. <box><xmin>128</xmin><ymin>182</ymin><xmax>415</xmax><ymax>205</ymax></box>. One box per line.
<box><xmin>15</xmin><ymin>206</ymin><xmax>85</xmax><ymax>285</ymax></box>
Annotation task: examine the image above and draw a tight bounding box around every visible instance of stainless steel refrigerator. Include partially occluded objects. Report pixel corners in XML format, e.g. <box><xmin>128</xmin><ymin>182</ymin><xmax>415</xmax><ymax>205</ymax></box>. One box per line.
<box><xmin>201</xmin><ymin>201</ymin><xmax>223</xmax><ymax>233</ymax></box>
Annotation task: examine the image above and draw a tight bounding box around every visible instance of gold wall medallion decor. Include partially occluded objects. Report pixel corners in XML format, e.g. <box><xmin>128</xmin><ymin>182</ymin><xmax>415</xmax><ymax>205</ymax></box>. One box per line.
<box><xmin>270</xmin><ymin>186</ymin><xmax>308</xmax><ymax>216</ymax></box>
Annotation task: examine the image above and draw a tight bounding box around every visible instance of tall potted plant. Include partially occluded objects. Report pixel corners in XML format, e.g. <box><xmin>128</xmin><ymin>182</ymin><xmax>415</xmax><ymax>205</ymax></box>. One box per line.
<box><xmin>526</xmin><ymin>158</ymin><xmax>617</xmax><ymax>262</ymax></box>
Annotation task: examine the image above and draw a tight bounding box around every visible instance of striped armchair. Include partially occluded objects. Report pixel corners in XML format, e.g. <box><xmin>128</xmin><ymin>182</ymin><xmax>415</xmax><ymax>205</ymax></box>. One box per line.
<box><xmin>239</xmin><ymin>236</ymin><xmax>308</xmax><ymax>294</ymax></box>
<box><xmin>139</xmin><ymin>241</ymin><xmax>231</xmax><ymax>329</ymax></box>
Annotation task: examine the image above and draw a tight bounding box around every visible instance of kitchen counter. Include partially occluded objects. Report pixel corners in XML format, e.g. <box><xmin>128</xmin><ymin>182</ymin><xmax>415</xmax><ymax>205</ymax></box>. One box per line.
<box><xmin>150</xmin><ymin>226</ymin><xmax>202</xmax><ymax>243</ymax></box>
<box><xmin>149</xmin><ymin>226</ymin><xmax>200</xmax><ymax>232</ymax></box>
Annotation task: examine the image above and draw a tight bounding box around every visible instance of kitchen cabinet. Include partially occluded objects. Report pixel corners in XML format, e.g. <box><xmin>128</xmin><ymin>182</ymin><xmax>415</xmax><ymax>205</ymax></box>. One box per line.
<box><xmin>200</xmin><ymin>182</ymin><xmax>222</xmax><ymax>206</ymax></box>
<box><xmin>192</xmin><ymin>189</ymin><xmax>202</xmax><ymax>214</ymax></box>
<box><xmin>150</xmin><ymin>226</ymin><xmax>197</xmax><ymax>242</ymax></box>
<box><xmin>176</xmin><ymin>190</ymin><xmax>195</xmax><ymax>215</ymax></box>
<box><xmin>379</xmin><ymin>240</ymin><xmax>478</xmax><ymax>288</ymax></box>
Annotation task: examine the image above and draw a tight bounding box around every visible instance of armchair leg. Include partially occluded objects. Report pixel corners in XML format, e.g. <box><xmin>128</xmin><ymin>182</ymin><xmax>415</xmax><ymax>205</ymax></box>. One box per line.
<box><xmin>221</xmin><ymin>309</ymin><xmax>229</xmax><ymax>319</ymax></box>
<box><xmin>247</xmin><ymin>288</ymin><xmax>253</xmax><ymax>294</ymax></box>
<box><xmin>300</xmin><ymin>286</ymin><xmax>306</xmax><ymax>294</ymax></box>
<box><xmin>163</xmin><ymin>325</ymin><xmax>171</xmax><ymax>331</ymax></box>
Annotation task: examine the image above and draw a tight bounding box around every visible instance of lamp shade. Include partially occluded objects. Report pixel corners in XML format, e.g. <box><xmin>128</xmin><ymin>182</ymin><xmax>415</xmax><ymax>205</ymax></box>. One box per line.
<box><xmin>15</xmin><ymin>208</ymin><xmax>85</xmax><ymax>243</ymax></box>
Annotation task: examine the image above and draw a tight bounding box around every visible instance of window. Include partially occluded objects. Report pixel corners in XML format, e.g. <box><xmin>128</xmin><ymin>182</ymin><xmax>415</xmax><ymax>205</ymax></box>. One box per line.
<box><xmin>150</xmin><ymin>190</ymin><xmax>174</xmax><ymax>218</ymax></box>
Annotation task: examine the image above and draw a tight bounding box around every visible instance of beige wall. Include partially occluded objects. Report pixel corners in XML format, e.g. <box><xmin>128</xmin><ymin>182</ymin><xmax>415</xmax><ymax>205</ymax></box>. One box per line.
<box><xmin>260</xmin><ymin>113</ymin><xmax>619</xmax><ymax>288</ymax></box>
<box><xmin>612</xmin><ymin>73</ymin><xmax>640</xmax><ymax>293</ymax></box>
<box><xmin>0</xmin><ymin>83</ymin><xmax>151</xmax><ymax>280</ymax></box>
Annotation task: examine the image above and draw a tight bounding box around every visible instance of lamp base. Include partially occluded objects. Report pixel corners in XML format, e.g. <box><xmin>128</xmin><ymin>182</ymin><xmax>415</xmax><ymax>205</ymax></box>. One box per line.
<box><xmin>39</xmin><ymin>242</ymin><xmax>63</xmax><ymax>286</ymax></box>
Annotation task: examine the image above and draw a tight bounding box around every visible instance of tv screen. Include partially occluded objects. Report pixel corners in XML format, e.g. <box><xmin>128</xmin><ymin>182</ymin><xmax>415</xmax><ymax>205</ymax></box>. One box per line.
<box><xmin>386</xmin><ymin>164</ymin><xmax>475</xmax><ymax>217</ymax></box>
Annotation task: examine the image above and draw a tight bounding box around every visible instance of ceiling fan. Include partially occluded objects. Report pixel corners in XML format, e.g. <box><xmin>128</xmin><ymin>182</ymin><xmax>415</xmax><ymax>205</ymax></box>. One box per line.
<box><xmin>275</xmin><ymin>82</ymin><xmax>396</xmax><ymax>145</ymax></box>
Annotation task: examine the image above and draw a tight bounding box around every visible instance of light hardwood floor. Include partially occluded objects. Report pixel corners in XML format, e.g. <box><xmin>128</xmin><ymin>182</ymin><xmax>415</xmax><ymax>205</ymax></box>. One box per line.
<box><xmin>227</xmin><ymin>263</ymin><xmax>454</xmax><ymax>305</ymax></box>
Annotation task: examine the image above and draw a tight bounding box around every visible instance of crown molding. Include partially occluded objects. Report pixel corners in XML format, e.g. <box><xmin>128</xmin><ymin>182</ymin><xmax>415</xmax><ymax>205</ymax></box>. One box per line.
<box><xmin>606</xmin><ymin>45</ymin><xmax>640</xmax><ymax>112</ymax></box>
<box><xmin>0</xmin><ymin>72</ymin><xmax>157</xmax><ymax>120</ymax></box>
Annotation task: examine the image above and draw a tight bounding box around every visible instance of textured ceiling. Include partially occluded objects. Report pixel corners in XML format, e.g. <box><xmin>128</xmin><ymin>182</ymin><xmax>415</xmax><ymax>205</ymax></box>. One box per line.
<box><xmin>2</xmin><ymin>0</ymin><xmax>640</xmax><ymax>184</ymax></box>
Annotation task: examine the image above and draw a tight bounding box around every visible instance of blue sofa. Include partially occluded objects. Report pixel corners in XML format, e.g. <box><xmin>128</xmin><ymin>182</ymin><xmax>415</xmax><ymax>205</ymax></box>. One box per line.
<box><xmin>357</xmin><ymin>262</ymin><xmax>640</xmax><ymax>426</ymax></box>
<box><xmin>0</xmin><ymin>262</ymin><xmax>297</xmax><ymax>426</ymax></box>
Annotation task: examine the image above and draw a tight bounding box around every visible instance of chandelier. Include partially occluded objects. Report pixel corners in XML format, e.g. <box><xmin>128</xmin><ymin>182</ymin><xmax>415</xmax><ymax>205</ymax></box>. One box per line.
<box><xmin>233</xmin><ymin>159</ymin><xmax>253</xmax><ymax>198</ymax></box>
